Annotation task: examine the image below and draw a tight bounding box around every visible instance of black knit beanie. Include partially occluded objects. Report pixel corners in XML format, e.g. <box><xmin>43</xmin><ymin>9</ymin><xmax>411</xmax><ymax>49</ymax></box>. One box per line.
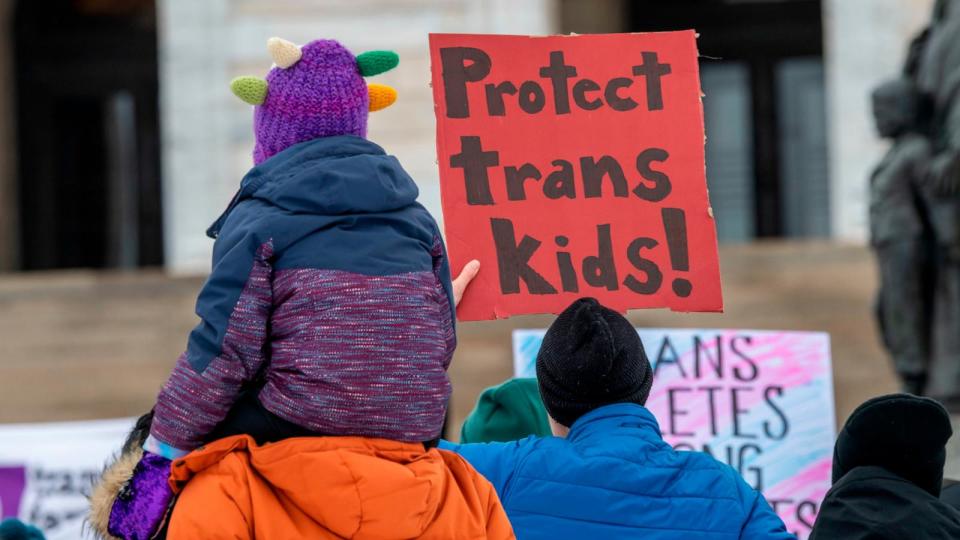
<box><xmin>833</xmin><ymin>393</ymin><xmax>952</xmax><ymax>496</ymax></box>
<box><xmin>536</xmin><ymin>297</ymin><xmax>653</xmax><ymax>427</ymax></box>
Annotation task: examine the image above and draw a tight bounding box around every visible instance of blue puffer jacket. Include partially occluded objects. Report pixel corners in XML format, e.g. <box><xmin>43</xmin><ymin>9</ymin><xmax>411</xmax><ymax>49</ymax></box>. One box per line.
<box><xmin>442</xmin><ymin>403</ymin><xmax>795</xmax><ymax>540</ymax></box>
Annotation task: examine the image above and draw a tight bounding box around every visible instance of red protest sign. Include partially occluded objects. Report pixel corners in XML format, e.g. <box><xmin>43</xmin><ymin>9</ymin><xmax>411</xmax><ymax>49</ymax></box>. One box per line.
<box><xmin>429</xmin><ymin>32</ymin><xmax>722</xmax><ymax>321</ymax></box>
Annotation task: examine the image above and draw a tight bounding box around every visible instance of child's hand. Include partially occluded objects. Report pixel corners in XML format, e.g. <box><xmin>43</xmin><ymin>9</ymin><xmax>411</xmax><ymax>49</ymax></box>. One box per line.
<box><xmin>453</xmin><ymin>260</ymin><xmax>481</xmax><ymax>307</ymax></box>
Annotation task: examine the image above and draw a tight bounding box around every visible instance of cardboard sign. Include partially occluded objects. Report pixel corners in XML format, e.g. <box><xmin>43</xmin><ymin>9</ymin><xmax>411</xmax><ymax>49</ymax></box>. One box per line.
<box><xmin>429</xmin><ymin>32</ymin><xmax>722</xmax><ymax>320</ymax></box>
<box><xmin>513</xmin><ymin>329</ymin><xmax>834</xmax><ymax>540</ymax></box>
<box><xmin>0</xmin><ymin>418</ymin><xmax>134</xmax><ymax>540</ymax></box>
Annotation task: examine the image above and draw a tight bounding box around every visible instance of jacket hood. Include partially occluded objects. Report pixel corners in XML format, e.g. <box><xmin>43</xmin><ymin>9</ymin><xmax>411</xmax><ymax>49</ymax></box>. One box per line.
<box><xmin>833</xmin><ymin>394</ymin><xmax>952</xmax><ymax>496</ymax></box>
<box><xmin>207</xmin><ymin>135</ymin><xmax>419</xmax><ymax>238</ymax></box>
<box><xmin>171</xmin><ymin>435</ymin><xmax>454</xmax><ymax>538</ymax></box>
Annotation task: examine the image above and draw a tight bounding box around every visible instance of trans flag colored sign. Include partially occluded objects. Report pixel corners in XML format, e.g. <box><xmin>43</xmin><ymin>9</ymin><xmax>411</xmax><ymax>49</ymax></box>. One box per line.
<box><xmin>513</xmin><ymin>328</ymin><xmax>834</xmax><ymax>539</ymax></box>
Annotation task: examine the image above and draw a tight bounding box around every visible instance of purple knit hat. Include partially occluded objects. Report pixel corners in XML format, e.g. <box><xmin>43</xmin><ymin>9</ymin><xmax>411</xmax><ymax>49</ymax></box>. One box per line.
<box><xmin>231</xmin><ymin>38</ymin><xmax>399</xmax><ymax>164</ymax></box>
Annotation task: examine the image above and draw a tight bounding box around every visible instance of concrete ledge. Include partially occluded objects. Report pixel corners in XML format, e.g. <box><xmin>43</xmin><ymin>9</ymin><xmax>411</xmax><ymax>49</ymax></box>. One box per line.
<box><xmin>0</xmin><ymin>241</ymin><xmax>894</xmax><ymax>435</ymax></box>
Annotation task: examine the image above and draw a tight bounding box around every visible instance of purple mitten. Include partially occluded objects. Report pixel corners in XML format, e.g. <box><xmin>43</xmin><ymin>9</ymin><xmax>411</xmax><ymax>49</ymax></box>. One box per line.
<box><xmin>108</xmin><ymin>452</ymin><xmax>175</xmax><ymax>540</ymax></box>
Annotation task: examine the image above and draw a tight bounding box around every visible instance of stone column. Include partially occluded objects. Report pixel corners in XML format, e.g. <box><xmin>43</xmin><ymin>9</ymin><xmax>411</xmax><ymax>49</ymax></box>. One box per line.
<box><xmin>823</xmin><ymin>0</ymin><xmax>934</xmax><ymax>241</ymax></box>
<box><xmin>0</xmin><ymin>0</ymin><xmax>18</xmax><ymax>271</ymax></box>
<box><xmin>156</xmin><ymin>0</ymin><xmax>232</xmax><ymax>273</ymax></box>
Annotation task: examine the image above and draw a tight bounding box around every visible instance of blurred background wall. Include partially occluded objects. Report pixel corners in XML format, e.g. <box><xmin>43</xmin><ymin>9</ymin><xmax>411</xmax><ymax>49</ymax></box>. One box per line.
<box><xmin>158</xmin><ymin>0</ymin><xmax>556</xmax><ymax>272</ymax></box>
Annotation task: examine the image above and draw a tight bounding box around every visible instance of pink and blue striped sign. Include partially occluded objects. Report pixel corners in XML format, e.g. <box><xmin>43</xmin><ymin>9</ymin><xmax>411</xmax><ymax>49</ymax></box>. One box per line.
<box><xmin>513</xmin><ymin>328</ymin><xmax>834</xmax><ymax>540</ymax></box>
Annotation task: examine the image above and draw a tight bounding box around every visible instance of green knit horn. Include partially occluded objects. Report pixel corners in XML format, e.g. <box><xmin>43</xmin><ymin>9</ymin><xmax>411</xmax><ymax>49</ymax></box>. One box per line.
<box><xmin>356</xmin><ymin>51</ymin><xmax>399</xmax><ymax>77</ymax></box>
<box><xmin>230</xmin><ymin>76</ymin><xmax>268</xmax><ymax>105</ymax></box>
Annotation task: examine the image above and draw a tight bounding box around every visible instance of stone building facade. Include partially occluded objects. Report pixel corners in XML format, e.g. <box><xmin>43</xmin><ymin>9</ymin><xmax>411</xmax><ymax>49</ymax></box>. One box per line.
<box><xmin>0</xmin><ymin>0</ymin><xmax>941</xmax><ymax>272</ymax></box>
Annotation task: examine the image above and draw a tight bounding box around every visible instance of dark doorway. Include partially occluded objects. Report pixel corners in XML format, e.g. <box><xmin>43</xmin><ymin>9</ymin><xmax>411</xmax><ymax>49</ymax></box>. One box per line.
<box><xmin>14</xmin><ymin>0</ymin><xmax>162</xmax><ymax>270</ymax></box>
<box><xmin>628</xmin><ymin>0</ymin><xmax>828</xmax><ymax>241</ymax></box>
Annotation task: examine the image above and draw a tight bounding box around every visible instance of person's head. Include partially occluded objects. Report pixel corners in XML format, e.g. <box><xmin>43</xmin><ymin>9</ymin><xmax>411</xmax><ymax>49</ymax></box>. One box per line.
<box><xmin>460</xmin><ymin>378</ymin><xmax>552</xmax><ymax>443</ymax></box>
<box><xmin>871</xmin><ymin>78</ymin><xmax>922</xmax><ymax>138</ymax></box>
<box><xmin>833</xmin><ymin>393</ymin><xmax>953</xmax><ymax>496</ymax></box>
<box><xmin>230</xmin><ymin>38</ymin><xmax>399</xmax><ymax>165</ymax></box>
<box><xmin>0</xmin><ymin>519</ymin><xmax>45</xmax><ymax>540</ymax></box>
<box><xmin>536</xmin><ymin>298</ymin><xmax>653</xmax><ymax>434</ymax></box>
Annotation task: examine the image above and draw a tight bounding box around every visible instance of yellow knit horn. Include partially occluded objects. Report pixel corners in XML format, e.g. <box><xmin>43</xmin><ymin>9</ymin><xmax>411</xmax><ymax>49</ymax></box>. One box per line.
<box><xmin>368</xmin><ymin>83</ymin><xmax>397</xmax><ymax>112</ymax></box>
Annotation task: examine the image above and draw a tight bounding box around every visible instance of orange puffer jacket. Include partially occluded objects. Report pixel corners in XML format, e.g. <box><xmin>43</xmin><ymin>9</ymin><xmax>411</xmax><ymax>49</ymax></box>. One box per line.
<box><xmin>167</xmin><ymin>434</ymin><xmax>515</xmax><ymax>539</ymax></box>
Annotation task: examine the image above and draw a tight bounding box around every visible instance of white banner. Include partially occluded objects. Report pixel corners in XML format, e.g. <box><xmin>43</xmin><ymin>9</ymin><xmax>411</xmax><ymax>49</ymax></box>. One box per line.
<box><xmin>0</xmin><ymin>418</ymin><xmax>134</xmax><ymax>540</ymax></box>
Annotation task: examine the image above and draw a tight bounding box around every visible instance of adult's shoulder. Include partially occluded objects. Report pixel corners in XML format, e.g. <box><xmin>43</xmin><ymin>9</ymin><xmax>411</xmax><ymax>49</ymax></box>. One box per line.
<box><xmin>439</xmin><ymin>436</ymin><xmax>550</xmax><ymax>469</ymax></box>
<box><xmin>440</xmin><ymin>434</ymin><xmax>553</xmax><ymax>461</ymax></box>
<box><xmin>438</xmin><ymin>435</ymin><xmax>554</xmax><ymax>494</ymax></box>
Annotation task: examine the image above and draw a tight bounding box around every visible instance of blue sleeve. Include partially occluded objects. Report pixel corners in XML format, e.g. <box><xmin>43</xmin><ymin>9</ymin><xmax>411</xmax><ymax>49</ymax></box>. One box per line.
<box><xmin>439</xmin><ymin>438</ymin><xmax>535</xmax><ymax>494</ymax></box>
<box><xmin>736</xmin><ymin>475</ymin><xmax>797</xmax><ymax>540</ymax></box>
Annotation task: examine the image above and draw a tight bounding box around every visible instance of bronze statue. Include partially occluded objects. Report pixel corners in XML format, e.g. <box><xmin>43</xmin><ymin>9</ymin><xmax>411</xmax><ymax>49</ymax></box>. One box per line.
<box><xmin>872</xmin><ymin>0</ymin><xmax>960</xmax><ymax>406</ymax></box>
<box><xmin>918</xmin><ymin>0</ymin><xmax>960</xmax><ymax>408</ymax></box>
<box><xmin>869</xmin><ymin>78</ymin><xmax>931</xmax><ymax>395</ymax></box>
